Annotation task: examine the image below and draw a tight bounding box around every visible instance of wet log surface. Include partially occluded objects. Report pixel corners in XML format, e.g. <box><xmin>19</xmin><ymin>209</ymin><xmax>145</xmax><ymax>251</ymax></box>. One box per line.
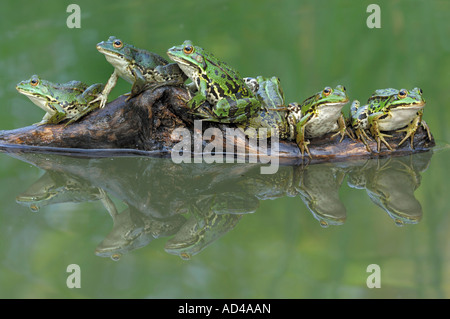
<box><xmin>0</xmin><ymin>86</ymin><xmax>435</xmax><ymax>165</ymax></box>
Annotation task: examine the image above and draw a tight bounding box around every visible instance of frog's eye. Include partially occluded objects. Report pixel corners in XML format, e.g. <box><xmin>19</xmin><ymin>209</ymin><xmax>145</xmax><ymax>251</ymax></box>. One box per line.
<box><xmin>183</xmin><ymin>45</ymin><xmax>194</xmax><ymax>54</ymax></box>
<box><xmin>30</xmin><ymin>78</ymin><xmax>39</xmax><ymax>86</ymax></box>
<box><xmin>323</xmin><ymin>87</ymin><xmax>332</xmax><ymax>96</ymax></box>
<box><xmin>113</xmin><ymin>39</ymin><xmax>123</xmax><ymax>49</ymax></box>
<box><xmin>111</xmin><ymin>254</ymin><xmax>121</xmax><ymax>261</ymax></box>
<box><xmin>398</xmin><ymin>89</ymin><xmax>408</xmax><ymax>99</ymax></box>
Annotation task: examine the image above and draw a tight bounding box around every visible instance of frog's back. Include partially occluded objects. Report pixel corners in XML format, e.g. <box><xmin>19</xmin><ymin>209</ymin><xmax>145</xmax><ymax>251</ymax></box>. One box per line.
<box><xmin>204</xmin><ymin>53</ymin><xmax>247</xmax><ymax>94</ymax></box>
<box><xmin>45</xmin><ymin>81</ymin><xmax>88</xmax><ymax>101</ymax></box>
<box><xmin>368</xmin><ymin>88</ymin><xmax>398</xmax><ymax>102</ymax></box>
<box><xmin>134</xmin><ymin>47</ymin><xmax>169</xmax><ymax>70</ymax></box>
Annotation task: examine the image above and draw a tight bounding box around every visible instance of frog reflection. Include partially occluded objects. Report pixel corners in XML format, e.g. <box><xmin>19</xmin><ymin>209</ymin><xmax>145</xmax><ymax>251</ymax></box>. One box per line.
<box><xmin>164</xmin><ymin>193</ymin><xmax>259</xmax><ymax>260</ymax></box>
<box><xmin>95</xmin><ymin>205</ymin><xmax>187</xmax><ymax>261</ymax></box>
<box><xmin>347</xmin><ymin>152</ymin><xmax>431</xmax><ymax>226</ymax></box>
<box><xmin>295</xmin><ymin>164</ymin><xmax>347</xmax><ymax>227</ymax></box>
<box><xmin>15</xmin><ymin>171</ymin><xmax>108</xmax><ymax>212</ymax></box>
<box><xmin>8</xmin><ymin>149</ymin><xmax>432</xmax><ymax>260</ymax></box>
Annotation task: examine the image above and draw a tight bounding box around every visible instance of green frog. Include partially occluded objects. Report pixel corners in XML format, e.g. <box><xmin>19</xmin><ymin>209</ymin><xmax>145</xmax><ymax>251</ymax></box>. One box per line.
<box><xmin>95</xmin><ymin>36</ymin><xmax>187</xmax><ymax>108</ymax></box>
<box><xmin>15</xmin><ymin>171</ymin><xmax>106</xmax><ymax>212</ymax></box>
<box><xmin>351</xmin><ymin>88</ymin><xmax>430</xmax><ymax>152</ymax></box>
<box><xmin>238</xmin><ymin>76</ymin><xmax>291</xmax><ymax>139</ymax></box>
<box><xmin>16</xmin><ymin>75</ymin><xmax>104</xmax><ymax>125</ymax></box>
<box><xmin>347</xmin><ymin>157</ymin><xmax>425</xmax><ymax>226</ymax></box>
<box><xmin>166</xmin><ymin>40</ymin><xmax>260</xmax><ymax>123</ymax></box>
<box><xmin>296</xmin><ymin>164</ymin><xmax>347</xmax><ymax>227</ymax></box>
<box><xmin>289</xmin><ymin>85</ymin><xmax>352</xmax><ymax>156</ymax></box>
<box><xmin>164</xmin><ymin>207</ymin><xmax>242</xmax><ymax>260</ymax></box>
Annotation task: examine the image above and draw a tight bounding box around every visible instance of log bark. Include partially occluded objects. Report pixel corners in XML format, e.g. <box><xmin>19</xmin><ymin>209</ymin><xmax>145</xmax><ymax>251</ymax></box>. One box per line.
<box><xmin>0</xmin><ymin>86</ymin><xmax>435</xmax><ymax>164</ymax></box>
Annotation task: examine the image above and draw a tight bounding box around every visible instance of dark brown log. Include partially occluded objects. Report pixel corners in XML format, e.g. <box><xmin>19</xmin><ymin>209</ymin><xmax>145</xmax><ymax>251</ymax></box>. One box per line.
<box><xmin>0</xmin><ymin>85</ymin><xmax>435</xmax><ymax>164</ymax></box>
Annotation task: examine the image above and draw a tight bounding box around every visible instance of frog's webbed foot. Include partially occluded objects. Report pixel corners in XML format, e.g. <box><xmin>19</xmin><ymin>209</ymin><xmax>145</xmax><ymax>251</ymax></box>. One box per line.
<box><xmin>330</xmin><ymin>115</ymin><xmax>355</xmax><ymax>142</ymax></box>
<box><xmin>397</xmin><ymin>118</ymin><xmax>431</xmax><ymax>149</ymax></box>
<box><xmin>94</xmin><ymin>70</ymin><xmax>118</xmax><ymax>108</ymax></box>
<box><xmin>396</xmin><ymin>115</ymin><xmax>421</xmax><ymax>148</ymax></box>
<box><xmin>331</xmin><ymin>126</ymin><xmax>355</xmax><ymax>143</ymax></box>
<box><xmin>295</xmin><ymin>134</ymin><xmax>312</xmax><ymax>159</ymax></box>
<box><xmin>375</xmin><ymin>131</ymin><xmax>393</xmax><ymax>152</ymax></box>
<box><xmin>89</xmin><ymin>93</ymin><xmax>109</xmax><ymax>109</ymax></box>
<box><xmin>354</xmin><ymin>128</ymin><xmax>373</xmax><ymax>152</ymax></box>
<box><xmin>300</xmin><ymin>140</ymin><xmax>312</xmax><ymax>159</ymax></box>
<box><xmin>369</xmin><ymin>120</ymin><xmax>393</xmax><ymax>152</ymax></box>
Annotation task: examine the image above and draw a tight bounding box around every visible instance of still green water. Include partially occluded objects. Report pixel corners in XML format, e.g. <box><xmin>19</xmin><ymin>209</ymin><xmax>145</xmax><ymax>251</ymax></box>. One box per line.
<box><xmin>1</xmin><ymin>0</ymin><xmax>449</xmax><ymax>299</ymax></box>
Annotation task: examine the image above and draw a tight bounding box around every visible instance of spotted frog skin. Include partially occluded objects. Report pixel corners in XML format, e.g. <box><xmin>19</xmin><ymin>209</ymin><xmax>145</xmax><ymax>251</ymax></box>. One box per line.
<box><xmin>95</xmin><ymin>36</ymin><xmax>187</xmax><ymax>108</ymax></box>
<box><xmin>16</xmin><ymin>75</ymin><xmax>104</xmax><ymax>125</ymax></box>
<box><xmin>166</xmin><ymin>40</ymin><xmax>260</xmax><ymax>123</ymax></box>
<box><xmin>238</xmin><ymin>76</ymin><xmax>291</xmax><ymax>139</ymax></box>
<box><xmin>350</xmin><ymin>88</ymin><xmax>430</xmax><ymax>152</ymax></box>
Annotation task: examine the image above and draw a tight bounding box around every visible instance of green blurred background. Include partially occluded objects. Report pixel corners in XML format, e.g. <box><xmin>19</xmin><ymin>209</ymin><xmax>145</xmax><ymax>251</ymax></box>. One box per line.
<box><xmin>0</xmin><ymin>0</ymin><xmax>449</xmax><ymax>299</ymax></box>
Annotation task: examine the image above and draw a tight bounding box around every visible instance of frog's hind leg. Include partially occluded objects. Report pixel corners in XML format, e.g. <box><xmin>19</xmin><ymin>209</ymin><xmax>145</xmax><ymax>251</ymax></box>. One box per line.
<box><xmin>150</xmin><ymin>64</ymin><xmax>188</xmax><ymax>90</ymax></box>
<box><xmin>64</xmin><ymin>103</ymin><xmax>99</xmax><ymax>126</ymax></box>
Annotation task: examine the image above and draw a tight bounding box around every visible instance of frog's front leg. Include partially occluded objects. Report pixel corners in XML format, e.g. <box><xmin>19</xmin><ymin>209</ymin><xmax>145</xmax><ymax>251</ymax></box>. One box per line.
<box><xmin>330</xmin><ymin>113</ymin><xmax>355</xmax><ymax>142</ymax></box>
<box><xmin>397</xmin><ymin>111</ymin><xmax>431</xmax><ymax>149</ymax></box>
<box><xmin>90</xmin><ymin>69</ymin><xmax>119</xmax><ymax>108</ymax></box>
<box><xmin>187</xmin><ymin>80</ymin><xmax>209</xmax><ymax>112</ymax></box>
<box><xmin>368</xmin><ymin>112</ymin><xmax>393</xmax><ymax>152</ymax></box>
<box><xmin>295</xmin><ymin>112</ymin><xmax>313</xmax><ymax>158</ymax></box>
<box><xmin>39</xmin><ymin>103</ymin><xmax>66</xmax><ymax>125</ymax></box>
<box><xmin>81</xmin><ymin>83</ymin><xmax>105</xmax><ymax>102</ymax></box>
<box><xmin>128</xmin><ymin>67</ymin><xmax>147</xmax><ymax>100</ymax></box>
<box><xmin>36</xmin><ymin>112</ymin><xmax>53</xmax><ymax>126</ymax></box>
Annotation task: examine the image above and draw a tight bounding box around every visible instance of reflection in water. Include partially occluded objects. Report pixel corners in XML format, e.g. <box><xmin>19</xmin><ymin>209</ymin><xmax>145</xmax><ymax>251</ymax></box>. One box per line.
<box><xmin>296</xmin><ymin>165</ymin><xmax>347</xmax><ymax>227</ymax></box>
<box><xmin>347</xmin><ymin>155</ymin><xmax>429</xmax><ymax>226</ymax></box>
<box><xmin>8</xmin><ymin>149</ymin><xmax>432</xmax><ymax>260</ymax></box>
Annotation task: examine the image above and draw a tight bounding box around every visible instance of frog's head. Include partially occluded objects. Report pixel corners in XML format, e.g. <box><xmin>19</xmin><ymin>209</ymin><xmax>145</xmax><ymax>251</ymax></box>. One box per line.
<box><xmin>15</xmin><ymin>173</ymin><xmax>59</xmax><ymax>212</ymax></box>
<box><xmin>16</xmin><ymin>191</ymin><xmax>55</xmax><ymax>213</ymax></box>
<box><xmin>302</xmin><ymin>85</ymin><xmax>349</xmax><ymax>113</ymax></box>
<box><xmin>96</xmin><ymin>36</ymin><xmax>134</xmax><ymax>67</ymax></box>
<box><xmin>167</xmin><ymin>40</ymin><xmax>207</xmax><ymax>76</ymax></box>
<box><xmin>386</xmin><ymin>88</ymin><xmax>425</xmax><ymax>110</ymax></box>
<box><xmin>316</xmin><ymin>85</ymin><xmax>349</xmax><ymax>106</ymax></box>
<box><xmin>16</xmin><ymin>75</ymin><xmax>53</xmax><ymax>108</ymax></box>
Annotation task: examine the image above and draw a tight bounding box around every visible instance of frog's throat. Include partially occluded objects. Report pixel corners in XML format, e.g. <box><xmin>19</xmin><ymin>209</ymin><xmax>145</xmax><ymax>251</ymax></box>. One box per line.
<box><xmin>97</xmin><ymin>48</ymin><xmax>132</xmax><ymax>67</ymax></box>
<box><xmin>315</xmin><ymin>101</ymin><xmax>349</xmax><ymax>108</ymax></box>
<box><xmin>18</xmin><ymin>91</ymin><xmax>53</xmax><ymax>112</ymax></box>
<box><xmin>167</xmin><ymin>55</ymin><xmax>193</xmax><ymax>68</ymax></box>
